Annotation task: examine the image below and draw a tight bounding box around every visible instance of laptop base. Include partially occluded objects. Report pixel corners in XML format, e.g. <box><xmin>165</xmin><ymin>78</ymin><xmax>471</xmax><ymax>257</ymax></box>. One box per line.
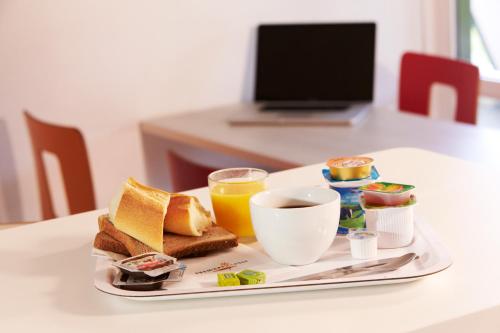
<box><xmin>228</xmin><ymin>103</ymin><xmax>371</xmax><ymax>126</ymax></box>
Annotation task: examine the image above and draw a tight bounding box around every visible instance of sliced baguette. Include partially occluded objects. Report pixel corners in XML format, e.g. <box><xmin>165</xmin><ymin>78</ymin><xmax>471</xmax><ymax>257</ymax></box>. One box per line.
<box><xmin>164</xmin><ymin>194</ymin><xmax>212</xmax><ymax>236</ymax></box>
<box><xmin>110</xmin><ymin>178</ymin><xmax>170</xmax><ymax>252</ymax></box>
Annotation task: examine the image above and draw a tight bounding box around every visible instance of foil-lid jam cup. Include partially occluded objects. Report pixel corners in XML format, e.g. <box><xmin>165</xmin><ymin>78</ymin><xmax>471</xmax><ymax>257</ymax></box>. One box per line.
<box><xmin>112</xmin><ymin>252</ymin><xmax>179</xmax><ymax>278</ymax></box>
<box><xmin>360</xmin><ymin>195</ymin><xmax>416</xmax><ymax>248</ymax></box>
<box><xmin>327</xmin><ymin>156</ymin><xmax>374</xmax><ymax>181</ymax></box>
<box><xmin>347</xmin><ymin>229</ymin><xmax>378</xmax><ymax>259</ymax></box>
<box><xmin>359</xmin><ymin>182</ymin><xmax>415</xmax><ymax>207</ymax></box>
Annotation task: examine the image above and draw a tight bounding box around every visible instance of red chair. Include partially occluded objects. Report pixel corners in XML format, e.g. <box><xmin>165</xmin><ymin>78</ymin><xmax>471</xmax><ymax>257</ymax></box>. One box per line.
<box><xmin>398</xmin><ymin>52</ymin><xmax>480</xmax><ymax>125</ymax></box>
<box><xmin>166</xmin><ymin>151</ymin><xmax>216</xmax><ymax>192</ymax></box>
<box><xmin>24</xmin><ymin>111</ymin><xmax>96</xmax><ymax>219</ymax></box>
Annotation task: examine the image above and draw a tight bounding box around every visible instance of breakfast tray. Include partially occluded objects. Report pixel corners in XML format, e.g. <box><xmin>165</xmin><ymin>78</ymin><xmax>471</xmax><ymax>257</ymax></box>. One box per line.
<box><xmin>94</xmin><ymin>219</ymin><xmax>451</xmax><ymax>301</ymax></box>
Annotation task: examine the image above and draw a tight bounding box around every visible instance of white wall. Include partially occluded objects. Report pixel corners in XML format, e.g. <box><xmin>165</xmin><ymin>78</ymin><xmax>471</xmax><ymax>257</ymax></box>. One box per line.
<box><xmin>0</xmin><ymin>0</ymin><xmax>424</xmax><ymax>222</ymax></box>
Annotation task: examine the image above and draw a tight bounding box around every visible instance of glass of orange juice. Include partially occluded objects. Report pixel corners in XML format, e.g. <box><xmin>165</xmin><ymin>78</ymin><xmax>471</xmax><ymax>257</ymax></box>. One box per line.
<box><xmin>208</xmin><ymin>168</ymin><xmax>268</xmax><ymax>237</ymax></box>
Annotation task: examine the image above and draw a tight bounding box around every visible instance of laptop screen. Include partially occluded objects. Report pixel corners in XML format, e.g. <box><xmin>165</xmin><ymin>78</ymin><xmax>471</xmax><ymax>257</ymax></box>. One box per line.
<box><xmin>254</xmin><ymin>23</ymin><xmax>376</xmax><ymax>104</ymax></box>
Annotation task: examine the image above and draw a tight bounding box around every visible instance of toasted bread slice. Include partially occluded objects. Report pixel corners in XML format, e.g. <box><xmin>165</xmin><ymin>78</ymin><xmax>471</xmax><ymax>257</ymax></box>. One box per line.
<box><xmin>161</xmin><ymin>223</ymin><xmax>239</xmax><ymax>258</ymax></box>
<box><xmin>93</xmin><ymin>231</ymin><xmax>130</xmax><ymax>256</ymax></box>
<box><xmin>97</xmin><ymin>214</ymin><xmax>238</xmax><ymax>258</ymax></box>
<box><xmin>110</xmin><ymin>178</ymin><xmax>170</xmax><ymax>252</ymax></box>
<box><xmin>99</xmin><ymin>214</ymin><xmax>155</xmax><ymax>255</ymax></box>
<box><xmin>164</xmin><ymin>194</ymin><xmax>212</xmax><ymax>236</ymax></box>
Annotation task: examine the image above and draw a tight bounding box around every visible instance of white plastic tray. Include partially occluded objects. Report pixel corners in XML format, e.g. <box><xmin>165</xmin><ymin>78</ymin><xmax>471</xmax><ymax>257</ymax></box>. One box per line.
<box><xmin>94</xmin><ymin>219</ymin><xmax>451</xmax><ymax>301</ymax></box>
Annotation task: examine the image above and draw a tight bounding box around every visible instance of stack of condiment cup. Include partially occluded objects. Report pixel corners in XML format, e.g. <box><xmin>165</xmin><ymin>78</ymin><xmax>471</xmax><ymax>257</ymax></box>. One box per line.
<box><xmin>322</xmin><ymin>156</ymin><xmax>380</xmax><ymax>235</ymax></box>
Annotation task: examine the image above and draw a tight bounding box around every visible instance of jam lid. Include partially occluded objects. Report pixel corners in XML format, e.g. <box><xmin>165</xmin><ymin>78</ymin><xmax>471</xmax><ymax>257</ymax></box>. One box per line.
<box><xmin>327</xmin><ymin>156</ymin><xmax>374</xmax><ymax>169</ymax></box>
<box><xmin>113</xmin><ymin>252</ymin><xmax>179</xmax><ymax>277</ymax></box>
<box><xmin>359</xmin><ymin>182</ymin><xmax>415</xmax><ymax>194</ymax></box>
<box><xmin>347</xmin><ymin>229</ymin><xmax>377</xmax><ymax>241</ymax></box>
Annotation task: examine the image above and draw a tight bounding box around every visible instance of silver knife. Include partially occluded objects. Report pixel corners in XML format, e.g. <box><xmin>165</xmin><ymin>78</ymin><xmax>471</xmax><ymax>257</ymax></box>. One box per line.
<box><xmin>283</xmin><ymin>252</ymin><xmax>417</xmax><ymax>282</ymax></box>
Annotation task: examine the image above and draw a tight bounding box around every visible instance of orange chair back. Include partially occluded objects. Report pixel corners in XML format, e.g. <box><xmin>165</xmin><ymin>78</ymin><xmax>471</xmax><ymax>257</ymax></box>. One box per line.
<box><xmin>24</xmin><ymin>111</ymin><xmax>96</xmax><ymax>219</ymax></box>
<box><xmin>399</xmin><ymin>52</ymin><xmax>480</xmax><ymax>125</ymax></box>
<box><xmin>166</xmin><ymin>151</ymin><xmax>216</xmax><ymax>192</ymax></box>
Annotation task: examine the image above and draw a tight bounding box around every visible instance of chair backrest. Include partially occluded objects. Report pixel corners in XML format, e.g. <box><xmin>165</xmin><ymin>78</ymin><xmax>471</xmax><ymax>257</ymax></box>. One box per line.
<box><xmin>166</xmin><ymin>151</ymin><xmax>216</xmax><ymax>192</ymax></box>
<box><xmin>24</xmin><ymin>111</ymin><xmax>96</xmax><ymax>219</ymax></box>
<box><xmin>398</xmin><ymin>52</ymin><xmax>480</xmax><ymax>125</ymax></box>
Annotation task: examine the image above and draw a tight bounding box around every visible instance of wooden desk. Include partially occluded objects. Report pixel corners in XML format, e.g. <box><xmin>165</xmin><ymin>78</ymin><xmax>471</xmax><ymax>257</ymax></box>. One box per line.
<box><xmin>1</xmin><ymin>148</ymin><xmax>499</xmax><ymax>332</ymax></box>
<box><xmin>141</xmin><ymin>104</ymin><xmax>500</xmax><ymax>189</ymax></box>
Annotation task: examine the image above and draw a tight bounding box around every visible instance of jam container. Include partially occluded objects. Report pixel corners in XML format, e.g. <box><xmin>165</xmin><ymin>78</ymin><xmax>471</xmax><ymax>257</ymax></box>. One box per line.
<box><xmin>112</xmin><ymin>252</ymin><xmax>179</xmax><ymax>278</ymax></box>
<box><xmin>359</xmin><ymin>182</ymin><xmax>415</xmax><ymax>206</ymax></box>
<box><xmin>361</xmin><ymin>195</ymin><xmax>417</xmax><ymax>248</ymax></box>
<box><xmin>327</xmin><ymin>156</ymin><xmax>374</xmax><ymax>181</ymax></box>
<box><xmin>323</xmin><ymin>167</ymin><xmax>380</xmax><ymax>234</ymax></box>
<box><xmin>347</xmin><ymin>229</ymin><xmax>378</xmax><ymax>259</ymax></box>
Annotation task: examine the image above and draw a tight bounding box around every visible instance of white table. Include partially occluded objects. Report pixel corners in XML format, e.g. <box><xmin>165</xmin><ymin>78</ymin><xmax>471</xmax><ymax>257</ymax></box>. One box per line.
<box><xmin>141</xmin><ymin>104</ymin><xmax>500</xmax><ymax>189</ymax></box>
<box><xmin>1</xmin><ymin>148</ymin><xmax>499</xmax><ymax>332</ymax></box>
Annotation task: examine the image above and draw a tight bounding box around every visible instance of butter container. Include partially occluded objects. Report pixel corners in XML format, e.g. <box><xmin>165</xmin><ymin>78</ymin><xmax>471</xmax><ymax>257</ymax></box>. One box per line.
<box><xmin>361</xmin><ymin>196</ymin><xmax>416</xmax><ymax>248</ymax></box>
<box><xmin>327</xmin><ymin>157</ymin><xmax>374</xmax><ymax>181</ymax></box>
<box><xmin>217</xmin><ymin>272</ymin><xmax>241</xmax><ymax>287</ymax></box>
<box><xmin>112</xmin><ymin>252</ymin><xmax>179</xmax><ymax>278</ymax></box>
<box><xmin>359</xmin><ymin>182</ymin><xmax>415</xmax><ymax>206</ymax></box>
<box><xmin>237</xmin><ymin>269</ymin><xmax>266</xmax><ymax>285</ymax></box>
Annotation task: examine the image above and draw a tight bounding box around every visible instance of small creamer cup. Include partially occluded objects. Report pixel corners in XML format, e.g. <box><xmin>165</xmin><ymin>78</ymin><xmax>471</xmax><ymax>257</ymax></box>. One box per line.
<box><xmin>347</xmin><ymin>229</ymin><xmax>378</xmax><ymax>259</ymax></box>
<box><xmin>250</xmin><ymin>186</ymin><xmax>340</xmax><ymax>266</ymax></box>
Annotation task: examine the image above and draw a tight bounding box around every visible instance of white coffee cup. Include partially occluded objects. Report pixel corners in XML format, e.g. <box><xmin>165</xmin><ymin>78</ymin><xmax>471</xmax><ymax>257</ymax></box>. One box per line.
<box><xmin>250</xmin><ymin>186</ymin><xmax>340</xmax><ymax>266</ymax></box>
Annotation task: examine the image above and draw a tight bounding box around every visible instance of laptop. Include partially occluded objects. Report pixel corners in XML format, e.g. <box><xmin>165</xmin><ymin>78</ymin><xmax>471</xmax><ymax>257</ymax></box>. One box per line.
<box><xmin>229</xmin><ymin>23</ymin><xmax>376</xmax><ymax>126</ymax></box>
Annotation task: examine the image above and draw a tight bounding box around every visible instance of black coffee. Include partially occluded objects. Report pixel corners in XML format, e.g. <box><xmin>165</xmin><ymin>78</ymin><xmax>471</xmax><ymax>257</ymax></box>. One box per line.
<box><xmin>278</xmin><ymin>204</ymin><xmax>318</xmax><ymax>209</ymax></box>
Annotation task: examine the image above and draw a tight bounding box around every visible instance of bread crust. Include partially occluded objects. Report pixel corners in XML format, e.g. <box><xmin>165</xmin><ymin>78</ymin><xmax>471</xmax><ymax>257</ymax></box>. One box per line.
<box><xmin>113</xmin><ymin>178</ymin><xmax>169</xmax><ymax>252</ymax></box>
<box><xmin>164</xmin><ymin>194</ymin><xmax>212</xmax><ymax>236</ymax></box>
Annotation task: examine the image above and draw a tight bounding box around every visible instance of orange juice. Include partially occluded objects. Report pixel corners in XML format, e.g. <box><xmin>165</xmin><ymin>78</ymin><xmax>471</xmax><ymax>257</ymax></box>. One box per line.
<box><xmin>210</xmin><ymin>179</ymin><xmax>266</xmax><ymax>237</ymax></box>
